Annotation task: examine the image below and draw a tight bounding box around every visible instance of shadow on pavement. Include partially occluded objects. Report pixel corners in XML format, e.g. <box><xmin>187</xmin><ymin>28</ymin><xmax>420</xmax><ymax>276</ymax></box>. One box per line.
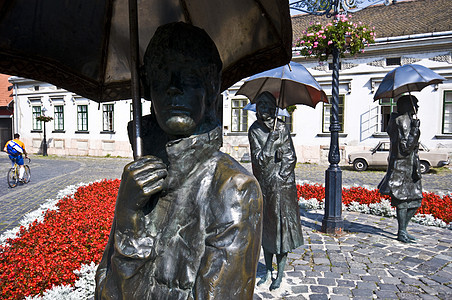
<box><xmin>300</xmin><ymin>209</ymin><xmax>394</xmax><ymax>239</ymax></box>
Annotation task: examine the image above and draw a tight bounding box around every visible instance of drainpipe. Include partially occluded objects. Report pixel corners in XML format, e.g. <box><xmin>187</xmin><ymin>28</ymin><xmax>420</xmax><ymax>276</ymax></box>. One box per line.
<box><xmin>13</xmin><ymin>82</ymin><xmax>18</xmax><ymax>136</ymax></box>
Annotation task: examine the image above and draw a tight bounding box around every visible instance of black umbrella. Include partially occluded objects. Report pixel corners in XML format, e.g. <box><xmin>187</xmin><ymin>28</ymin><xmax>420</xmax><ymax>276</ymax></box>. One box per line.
<box><xmin>0</xmin><ymin>0</ymin><xmax>292</xmax><ymax>101</ymax></box>
<box><xmin>0</xmin><ymin>0</ymin><xmax>292</xmax><ymax>157</ymax></box>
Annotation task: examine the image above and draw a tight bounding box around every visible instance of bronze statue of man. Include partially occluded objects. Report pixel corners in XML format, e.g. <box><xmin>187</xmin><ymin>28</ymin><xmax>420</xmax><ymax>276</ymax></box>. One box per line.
<box><xmin>95</xmin><ymin>22</ymin><xmax>263</xmax><ymax>299</ymax></box>
<box><xmin>378</xmin><ymin>95</ymin><xmax>422</xmax><ymax>243</ymax></box>
<box><xmin>248</xmin><ymin>91</ymin><xmax>303</xmax><ymax>290</ymax></box>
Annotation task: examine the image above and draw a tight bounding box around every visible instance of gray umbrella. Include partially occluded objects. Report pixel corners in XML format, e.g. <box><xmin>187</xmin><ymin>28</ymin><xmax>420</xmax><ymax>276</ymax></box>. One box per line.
<box><xmin>236</xmin><ymin>61</ymin><xmax>328</xmax><ymax>109</ymax></box>
<box><xmin>373</xmin><ymin>64</ymin><xmax>445</xmax><ymax>100</ymax></box>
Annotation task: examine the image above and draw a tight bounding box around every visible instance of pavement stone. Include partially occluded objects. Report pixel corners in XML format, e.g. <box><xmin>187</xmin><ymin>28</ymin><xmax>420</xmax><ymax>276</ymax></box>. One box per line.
<box><xmin>1</xmin><ymin>154</ymin><xmax>452</xmax><ymax>299</ymax></box>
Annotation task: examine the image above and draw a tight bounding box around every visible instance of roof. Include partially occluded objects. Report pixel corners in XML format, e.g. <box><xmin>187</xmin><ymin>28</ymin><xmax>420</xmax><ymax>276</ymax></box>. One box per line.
<box><xmin>291</xmin><ymin>0</ymin><xmax>452</xmax><ymax>41</ymax></box>
<box><xmin>0</xmin><ymin>73</ymin><xmax>12</xmax><ymax>107</ymax></box>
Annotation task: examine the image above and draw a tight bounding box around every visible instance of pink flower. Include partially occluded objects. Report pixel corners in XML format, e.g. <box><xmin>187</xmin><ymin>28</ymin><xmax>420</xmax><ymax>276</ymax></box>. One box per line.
<box><xmin>328</xmin><ymin>40</ymin><xmax>333</xmax><ymax>45</ymax></box>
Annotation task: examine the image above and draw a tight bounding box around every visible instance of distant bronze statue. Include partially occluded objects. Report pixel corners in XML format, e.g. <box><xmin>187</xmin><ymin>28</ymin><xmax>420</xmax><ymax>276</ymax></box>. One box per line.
<box><xmin>248</xmin><ymin>91</ymin><xmax>304</xmax><ymax>290</ymax></box>
<box><xmin>378</xmin><ymin>95</ymin><xmax>422</xmax><ymax>243</ymax></box>
<box><xmin>95</xmin><ymin>22</ymin><xmax>263</xmax><ymax>299</ymax></box>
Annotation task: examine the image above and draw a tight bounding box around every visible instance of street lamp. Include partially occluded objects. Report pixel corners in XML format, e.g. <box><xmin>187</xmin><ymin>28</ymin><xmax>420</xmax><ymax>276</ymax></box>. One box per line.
<box><xmin>290</xmin><ymin>0</ymin><xmax>390</xmax><ymax>235</ymax></box>
<box><xmin>322</xmin><ymin>43</ymin><xmax>344</xmax><ymax>235</ymax></box>
<box><xmin>42</xmin><ymin>107</ymin><xmax>48</xmax><ymax>156</ymax></box>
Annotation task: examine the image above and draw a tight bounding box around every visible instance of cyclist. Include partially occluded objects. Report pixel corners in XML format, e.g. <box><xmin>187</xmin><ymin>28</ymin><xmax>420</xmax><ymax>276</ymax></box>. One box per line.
<box><xmin>3</xmin><ymin>133</ymin><xmax>28</xmax><ymax>182</ymax></box>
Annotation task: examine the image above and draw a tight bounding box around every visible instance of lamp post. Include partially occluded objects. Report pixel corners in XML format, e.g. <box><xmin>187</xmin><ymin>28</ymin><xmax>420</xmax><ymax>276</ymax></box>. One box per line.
<box><xmin>322</xmin><ymin>44</ymin><xmax>343</xmax><ymax>235</ymax></box>
<box><xmin>42</xmin><ymin>107</ymin><xmax>48</xmax><ymax>156</ymax></box>
<box><xmin>290</xmin><ymin>0</ymin><xmax>386</xmax><ymax>235</ymax></box>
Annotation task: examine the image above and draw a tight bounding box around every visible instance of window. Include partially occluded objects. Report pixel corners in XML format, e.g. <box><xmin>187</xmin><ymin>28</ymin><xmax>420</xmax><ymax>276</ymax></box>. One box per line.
<box><xmin>54</xmin><ymin>105</ymin><xmax>64</xmax><ymax>131</ymax></box>
<box><xmin>231</xmin><ymin>98</ymin><xmax>248</xmax><ymax>132</ymax></box>
<box><xmin>386</xmin><ymin>57</ymin><xmax>401</xmax><ymax>66</ymax></box>
<box><xmin>442</xmin><ymin>91</ymin><xmax>452</xmax><ymax>134</ymax></box>
<box><xmin>281</xmin><ymin>110</ymin><xmax>294</xmax><ymax>132</ymax></box>
<box><xmin>102</xmin><ymin>104</ymin><xmax>114</xmax><ymax>132</ymax></box>
<box><xmin>322</xmin><ymin>95</ymin><xmax>344</xmax><ymax>133</ymax></box>
<box><xmin>77</xmin><ymin>105</ymin><xmax>88</xmax><ymax>131</ymax></box>
<box><xmin>379</xmin><ymin>98</ymin><xmax>397</xmax><ymax>132</ymax></box>
<box><xmin>32</xmin><ymin>106</ymin><xmax>42</xmax><ymax>130</ymax></box>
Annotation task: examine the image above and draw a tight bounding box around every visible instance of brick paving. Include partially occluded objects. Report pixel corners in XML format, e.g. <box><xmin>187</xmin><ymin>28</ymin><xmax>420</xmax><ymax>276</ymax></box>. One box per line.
<box><xmin>1</xmin><ymin>153</ymin><xmax>451</xmax><ymax>299</ymax></box>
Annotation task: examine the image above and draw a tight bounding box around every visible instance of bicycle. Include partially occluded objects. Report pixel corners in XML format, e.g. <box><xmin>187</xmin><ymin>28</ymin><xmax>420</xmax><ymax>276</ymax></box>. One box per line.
<box><xmin>7</xmin><ymin>158</ymin><xmax>31</xmax><ymax>188</ymax></box>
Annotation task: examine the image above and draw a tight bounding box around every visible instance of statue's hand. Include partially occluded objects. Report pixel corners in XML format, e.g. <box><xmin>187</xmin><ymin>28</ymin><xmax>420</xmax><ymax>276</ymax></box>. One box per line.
<box><xmin>268</xmin><ymin>130</ymin><xmax>280</xmax><ymax>142</ymax></box>
<box><xmin>412</xmin><ymin>119</ymin><xmax>420</xmax><ymax>128</ymax></box>
<box><xmin>118</xmin><ymin>156</ymin><xmax>168</xmax><ymax>212</ymax></box>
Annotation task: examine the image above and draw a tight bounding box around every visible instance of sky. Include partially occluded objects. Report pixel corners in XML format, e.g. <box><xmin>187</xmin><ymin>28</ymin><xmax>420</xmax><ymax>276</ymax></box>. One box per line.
<box><xmin>288</xmin><ymin>0</ymin><xmax>406</xmax><ymax>16</ymax></box>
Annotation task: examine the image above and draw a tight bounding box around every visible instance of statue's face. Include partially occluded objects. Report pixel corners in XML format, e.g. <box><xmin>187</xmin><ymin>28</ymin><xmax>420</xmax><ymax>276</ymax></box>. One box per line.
<box><xmin>149</xmin><ymin>53</ymin><xmax>207</xmax><ymax>137</ymax></box>
<box><xmin>256</xmin><ymin>95</ymin><xmax>277</xmax><ymax>130</ymax></box>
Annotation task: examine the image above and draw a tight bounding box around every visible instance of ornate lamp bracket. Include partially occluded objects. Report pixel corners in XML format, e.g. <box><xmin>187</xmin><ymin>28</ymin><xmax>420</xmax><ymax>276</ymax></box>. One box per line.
<box><xmin>290</xmin><ymin>0</ymin><xmax>390</xmax><ymax>16</ymax></box>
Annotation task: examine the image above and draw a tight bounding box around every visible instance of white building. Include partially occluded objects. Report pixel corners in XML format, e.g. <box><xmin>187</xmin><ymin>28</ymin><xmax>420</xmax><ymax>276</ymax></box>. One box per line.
<box><xmin>9</xmin><ymin>0</ymin><xmax>452</xmax><ymax>163</ymax></box>
<box><xmin>223</xmin><ymin>0</ymin><xmax>452</xmax><ymax>164</ymax></box>
<box><xmin>9</xmin><ymin>77</ymin><xmax>152</xmax><ymax>157</ymax></box>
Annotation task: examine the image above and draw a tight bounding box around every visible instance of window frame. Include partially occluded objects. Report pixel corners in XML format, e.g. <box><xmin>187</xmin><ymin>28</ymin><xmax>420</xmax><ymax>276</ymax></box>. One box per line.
<box><xmin>102</xmin><ymin>103</ymin><xmax>115</xmax><ymax>132</ymax></box>
<box><xmin>54</xmin><ymin>105</ymin><xmax>64</xmax><ymax>131</ymax></box>
<box><xmin>230</xmin><ymin>98</ymin><xmax>249</xmax><ymax>132</ymax></box>
<box><xmin>32</xmin><ymin>106</ymin><xmax>42</xmax><ymax>131</ymax></box>
<box><xmin>77</xmin><ymin>105</ymin><xmax>89</xmax><ymax>132</ymax></box>
<box><xmin>281</xmin><ymin>110</ymin><xmax>294</xmax><ymax>133</ymax></box>
<box><xmin>379</xmin><ymin>98</ymin><xmax>397</xmax><ymax>132</ymax></box>
<box><xmin>322</xmin><ymin>95</ymin><xmax>345</xmax><ymax>133</ymax></box>
<box><xmin>442</xmin><ymin>90</ymin><xmax>452</xmax><ymax>134</ymax></box>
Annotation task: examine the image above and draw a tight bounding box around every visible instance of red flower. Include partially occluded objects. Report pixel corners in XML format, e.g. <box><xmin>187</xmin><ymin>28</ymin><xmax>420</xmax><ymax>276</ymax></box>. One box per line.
<box><xmin>0</xmin><ymin>180</ymin><xmax>119</xmax><ymax>300</ymax></box>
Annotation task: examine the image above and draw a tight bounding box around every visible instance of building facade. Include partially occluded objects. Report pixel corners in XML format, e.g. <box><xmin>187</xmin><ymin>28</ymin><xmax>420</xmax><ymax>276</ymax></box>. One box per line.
<box><xmin>223</xmin><ymin>0</ymin><xmax>452</xmax><ymax>164</ymax></box>
<box><xmin>9</xmin><ymin>77</ymin><xmax>152</xmax><ymax>157</ymax></box>
<box><xmin>0</xmin><ymin>73</ymin><xmax>13</xmax><ymax>147</ymax></box>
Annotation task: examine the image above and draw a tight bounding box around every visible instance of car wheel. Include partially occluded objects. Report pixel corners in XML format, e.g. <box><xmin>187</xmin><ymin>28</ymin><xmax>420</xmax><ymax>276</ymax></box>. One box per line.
<box><xmin>353</xmin><ymin>159</ymin><xmax>368</xmax><ymax>171</ymax></box>
<box><xmin>419</xmin><ymin>161</ymin><xmax>430</xmax><ymax>174</ymax></box>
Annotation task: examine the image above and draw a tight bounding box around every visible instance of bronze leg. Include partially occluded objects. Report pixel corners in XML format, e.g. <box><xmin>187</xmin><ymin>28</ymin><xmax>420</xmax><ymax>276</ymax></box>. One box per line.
<box><xmin>270</xmin><ymin>253</ymin><xmax>287</xmax><ymax>290</ymax></box>
<box><xmin>396</xmin><ymin>208</ymin><xmax>414</xmax><ymax>243</ymax></box>
<box><xmin>257</xmin><ymin>250</ymin><xmax>273</xmax><ymax>286</ymax></box>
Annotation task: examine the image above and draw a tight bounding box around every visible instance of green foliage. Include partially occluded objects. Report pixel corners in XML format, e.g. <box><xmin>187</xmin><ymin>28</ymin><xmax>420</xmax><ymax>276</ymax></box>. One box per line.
<box><xmin>36</xmin><ymin>115</ymin><xmax>53</xmax><ymax>122</ymax></box>
<box><xmin>286</xmin><ymin>105</ymin><xmax>297</xmax><ymax>114</ymax></box>
<box><xmin>294</xmin><ymin>15</ymin><xmax>375</xmax><ymax>61</ymax></box>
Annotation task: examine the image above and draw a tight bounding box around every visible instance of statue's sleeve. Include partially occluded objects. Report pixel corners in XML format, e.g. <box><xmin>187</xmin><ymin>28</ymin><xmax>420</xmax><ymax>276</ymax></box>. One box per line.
<box><xmin>279</xmin><ymin>124</ymin><xmax>297</xmax><ymax>179</ymax></box>
<box><xmin>194</xmin><ymin>172</ymin><xmax>263</xmax><ymax>299</ymax></box>
<box><xmin>95</xmin><ymin>174</ymin><xmax>157</xmax><ymax>299</ymax></box>
<box><xmin>397</xmin><ymin>118</ymin><xmax>420</xmax><ymax>156</ymax></box>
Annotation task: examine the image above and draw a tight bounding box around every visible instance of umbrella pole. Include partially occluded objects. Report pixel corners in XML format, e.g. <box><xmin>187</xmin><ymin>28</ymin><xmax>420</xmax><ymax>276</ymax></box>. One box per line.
<box><xmin>273</xmin><ymin>80</ymin><xmax>285</xmax><ymax>131</ymax></box>
<box><xmin>129</xmin><ymin>0</ymin><xmax>143</xmax><ymax>160</ymax></box>
<box><xmin>408</xmin><ymin>91</ymin><xmax>418</xmax><ymax>119</ymax></box>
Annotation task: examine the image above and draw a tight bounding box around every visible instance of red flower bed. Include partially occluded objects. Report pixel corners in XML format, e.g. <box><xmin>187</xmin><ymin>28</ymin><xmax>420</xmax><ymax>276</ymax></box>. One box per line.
<box><xmin>0</xmin><ymin>179</ymin><xmax>119</xmax><ymax>300</ymax></box>
<box><xmin>297</xmin><ymin>183</ymin><xmax>452</xmax><ymax>223</ymax></box>
<box><xmin>1</xmin><ymin>180</ymin><xmax>450</xmax><ymax>299</ymax></box>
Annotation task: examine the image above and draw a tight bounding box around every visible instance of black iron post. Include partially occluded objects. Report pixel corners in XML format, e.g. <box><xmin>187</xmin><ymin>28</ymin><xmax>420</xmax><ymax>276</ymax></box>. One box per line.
<box><xmin>43</xmin><ymin>119</ymin><xmax>48</xmax><ymax>156</ymax></box>
<box><xmin>321</xmin><ymin>44</ymin><xmax>343</xmax><ymax>235</ymax></box>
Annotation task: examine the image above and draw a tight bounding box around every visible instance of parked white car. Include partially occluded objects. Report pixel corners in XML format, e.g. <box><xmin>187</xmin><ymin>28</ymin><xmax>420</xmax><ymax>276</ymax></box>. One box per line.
<box><xmin>348</xmin><ymin>141</ymin><xmax>449</xmax><ymax>173</ymax></box>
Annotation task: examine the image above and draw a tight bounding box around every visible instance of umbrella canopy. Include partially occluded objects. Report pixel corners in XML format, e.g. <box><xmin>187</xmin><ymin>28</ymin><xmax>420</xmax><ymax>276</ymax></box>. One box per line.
<box><xmin>0</xmin><ymin>0</ymin><xmax>292</xmax><ymax>102</ymax></box>
<box><xmin>243</xmin><ymin>102</ymin><xmax>290</xmax><ymax>117</ymax></box>
<box><xmin>236</xmin><ymin>61</ymin><xmax>328</xmax><ymax>109</ymax></box>
<box><xmin>374</xmin><ymin>64</ymin><xmax>446</xmax><ymax>101</ymax></box>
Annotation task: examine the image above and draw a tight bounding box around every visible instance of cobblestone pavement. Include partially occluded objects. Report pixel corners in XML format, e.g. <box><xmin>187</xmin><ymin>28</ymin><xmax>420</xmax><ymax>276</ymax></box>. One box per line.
<box><xmin>1</xmin><ymin>154</ymin><xmax>451</xmax><ymax>299</ymax></box>
<box><xmin>0</xmin><ymin>153</ymin><xmax>131</xmax><ymax>235</ymax></box>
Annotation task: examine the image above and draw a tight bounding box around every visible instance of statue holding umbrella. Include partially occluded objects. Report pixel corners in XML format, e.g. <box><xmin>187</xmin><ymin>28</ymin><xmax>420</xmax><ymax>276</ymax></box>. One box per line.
<box><xmin>374</xmin><ymin>64</ymin><xmax>445</xmax><ymax>243</ymax></box>
<box><xmin>238</xmin><ymin>61</ymin><xmax>327</xmax><ymax>290</ymax></box>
